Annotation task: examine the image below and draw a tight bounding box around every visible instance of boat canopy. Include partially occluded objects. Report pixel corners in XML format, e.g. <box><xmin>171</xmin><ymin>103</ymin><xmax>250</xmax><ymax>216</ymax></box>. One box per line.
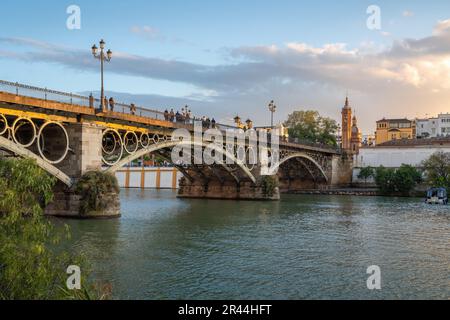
<box><xmin>427</xmin><ymin>188</ymin><xmax>447</xmax><ymax>198</ymax></box>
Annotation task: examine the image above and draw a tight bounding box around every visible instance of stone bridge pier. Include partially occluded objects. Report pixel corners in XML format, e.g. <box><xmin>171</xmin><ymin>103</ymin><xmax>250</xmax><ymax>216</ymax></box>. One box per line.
<box><xmin>44</xmin><ymin>122</ymin><xmax>121</xmax><ymax>218</ymax></box>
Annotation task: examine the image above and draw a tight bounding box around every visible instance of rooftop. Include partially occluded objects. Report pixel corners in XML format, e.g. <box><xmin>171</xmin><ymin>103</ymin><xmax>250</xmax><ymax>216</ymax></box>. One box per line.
<box><xmin>370</xmin><ymin>137</ymin><xmax>450</xmax><ymax>148</ymax></box>
<box><xmin>376</xmin><ymin>118</ymin><xmax>414</xmax><ymax>123</ymax></box>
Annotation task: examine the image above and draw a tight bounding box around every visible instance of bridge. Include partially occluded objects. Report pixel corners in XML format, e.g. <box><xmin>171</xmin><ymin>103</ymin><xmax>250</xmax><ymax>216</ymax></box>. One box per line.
<box><xmin>0</xmin><ymin>80</ymin><xmax>352</xmax><ymax>218</ymax></box>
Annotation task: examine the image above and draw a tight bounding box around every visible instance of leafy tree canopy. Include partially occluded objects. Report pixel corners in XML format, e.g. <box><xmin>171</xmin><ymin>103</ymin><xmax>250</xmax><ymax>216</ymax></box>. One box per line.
<box><xmin>422</xmin><ymin>152</ymin><xmax>450</xmax><ymax>190</ymax></box>
<box><xmin>0</xmin><ymin>157</ymin><xmax>110</xmax><ymax>300</ymax></box>
<box><xmin>374</xmin><ymin>165</ymin><xmax>422</xmax><ymax>196</ymax></box>
<box><xmin>284</xmin><ymin>110</ymin><xmax>339</xmax><ymax>146</ymax></box>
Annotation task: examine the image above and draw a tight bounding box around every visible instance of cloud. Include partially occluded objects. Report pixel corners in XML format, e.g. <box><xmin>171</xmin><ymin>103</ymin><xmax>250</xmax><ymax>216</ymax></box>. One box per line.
<box><xmin>403</xmin><ymin>11</ymin><xmax>415</xmax><ymax>17</ymax></box>
<box><xmin>130</xmin><ymin>25</ymin><xmax>165</xmax><ymax>41</ymax></box>
<box><xmin>3</xmin><ymin>19</ymin><xmax>450</xmax><ymax>131</ymax></box>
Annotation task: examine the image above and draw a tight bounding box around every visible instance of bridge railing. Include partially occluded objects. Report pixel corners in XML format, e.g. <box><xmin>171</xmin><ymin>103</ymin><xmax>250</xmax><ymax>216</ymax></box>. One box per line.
<box><xmin>0</xmin><ymin>79</ymin><xmax>96</xmax><ymax>107</ymax></box>
<box><xmin>287</xmin><ymin>137</ymin><xmax>341</xmax><ymax>152</ymax></box>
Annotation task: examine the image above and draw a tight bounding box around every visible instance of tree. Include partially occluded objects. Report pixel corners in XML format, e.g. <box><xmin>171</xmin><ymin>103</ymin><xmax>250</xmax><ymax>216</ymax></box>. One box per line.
<box><xmin>421</xmin><ymin>152</ymin><xmax>450</xmax><ymax>189</ymax></box>
<box><xmin>0</xmin><ymin>157</ymin><xmax>110</xmax><ymax>300</ymax></box>
<box><xmin>358</xmin><ymin>166</ymin><xmax>375</xmax><ymax>184</ymax></box>
<box><xmin>375</xmin><ymin>166</ymin><xmax>397</xmax><ymax>194</ymax></box>
<box><xmin>284</xmin><ymin>110</ymin><xmax>339</xmax><ymax>146</ymax></box>
<box><xmin>374</xmin><ymin>164</ymin><xmax>422</xmax><ymax>196</ymax></box>
<box><xmin>393</xmin><ymin>165</ymin><xmax>422</xmax><ymax>194</ymax></box>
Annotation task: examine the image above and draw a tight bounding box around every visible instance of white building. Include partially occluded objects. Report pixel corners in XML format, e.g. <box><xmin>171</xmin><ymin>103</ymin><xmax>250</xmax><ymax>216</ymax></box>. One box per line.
<box><xmin>353</xmin><ymin>139</ymin><xmax>450</xmax><ymax>183</ymax></box>
<box><xmin>416</xmin><ymin>113</ymin><xmax>450</xmax><ymax>138</ymax></box>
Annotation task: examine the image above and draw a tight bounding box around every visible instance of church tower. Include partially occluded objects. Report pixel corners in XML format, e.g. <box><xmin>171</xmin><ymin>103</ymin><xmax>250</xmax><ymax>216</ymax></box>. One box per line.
<box><xmin>350</xmin><ymin>115</ymin><xmax>362</xmax><ymax>154</ymax></box>
<box><xmin>341</xmin><ymin>96</ymin><xmax>352</xmax><ymax>152</ymax></box>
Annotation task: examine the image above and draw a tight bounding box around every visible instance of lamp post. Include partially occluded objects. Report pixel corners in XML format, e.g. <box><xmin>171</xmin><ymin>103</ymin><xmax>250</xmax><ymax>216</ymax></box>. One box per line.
<box><xmin>268</xmin><ymin>100</ymin><xmax>277</xmax><ymax>128</ymax></box>
<box><xmin>92</xmin><ymin>39</ymin><xmax>112</xmax><ymax>111</ymax></box>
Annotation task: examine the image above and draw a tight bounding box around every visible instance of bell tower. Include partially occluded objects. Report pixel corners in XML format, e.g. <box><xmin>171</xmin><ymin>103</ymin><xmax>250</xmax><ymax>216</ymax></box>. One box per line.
<box><xmin>341</xmin><ymin>96</ymin><xmax>352</xmax><ymax>152</ymax></box>
<box><xmin>351</xmin><ymin>115</ymin><xmax>361</xmax><ymax>154</ymax></box>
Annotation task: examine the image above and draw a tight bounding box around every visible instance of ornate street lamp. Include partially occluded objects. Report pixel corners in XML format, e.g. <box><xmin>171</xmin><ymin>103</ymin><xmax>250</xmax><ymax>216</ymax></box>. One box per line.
<box><xmin>268</xmin><ymin>100</ymin><xmax>277</xmax><ymax>128</ymax></box>
<box><xmin>92</xmin><ymin>39</ymin><xmax>112</xmax><ymax>111</ymax></box>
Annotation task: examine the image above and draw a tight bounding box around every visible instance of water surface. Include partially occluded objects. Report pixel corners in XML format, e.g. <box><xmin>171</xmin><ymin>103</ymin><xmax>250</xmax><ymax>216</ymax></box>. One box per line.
<box><xmin>61</xmin><ymin>189</ymin><xmax>449</xmax><ymax>300</ymax></box>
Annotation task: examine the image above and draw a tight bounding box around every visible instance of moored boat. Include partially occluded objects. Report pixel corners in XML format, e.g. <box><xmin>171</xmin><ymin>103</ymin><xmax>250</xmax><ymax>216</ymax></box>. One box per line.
<box><xmin>426</xmin><ymin>188</ymin><xmax>448</xmax><ymax>205</ymax></box>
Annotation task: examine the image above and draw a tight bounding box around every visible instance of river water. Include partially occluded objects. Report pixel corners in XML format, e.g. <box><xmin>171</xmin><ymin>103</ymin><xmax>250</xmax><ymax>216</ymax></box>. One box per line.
<box><xmin>60</xmin><ymin>189</ymin><xmax>449</xmax><ymax>300</ymax></box>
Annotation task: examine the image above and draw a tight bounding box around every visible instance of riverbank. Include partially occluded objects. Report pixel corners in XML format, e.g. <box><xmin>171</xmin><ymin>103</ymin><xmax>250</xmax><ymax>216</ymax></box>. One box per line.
<box><xmin>286</xmin><ymin>187</ymin><xmax>427</xmax><ymax>198</ymax></box>
<box><xmin>286</xmin><ymin>188</ymin><xmax>378</xmax><ymax>196</ymax></box>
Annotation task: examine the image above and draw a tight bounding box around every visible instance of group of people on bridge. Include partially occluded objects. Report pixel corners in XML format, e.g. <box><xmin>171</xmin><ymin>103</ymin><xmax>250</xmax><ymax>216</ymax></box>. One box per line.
<box><xmin>163</xmin><ymin>107</ymin><xmax>216</xmax><ymax>128</ymax></box>
<box><xmin>89</xmin><ymin>94</ymin><xmax>217</xmax><ymax>128</ymax></box>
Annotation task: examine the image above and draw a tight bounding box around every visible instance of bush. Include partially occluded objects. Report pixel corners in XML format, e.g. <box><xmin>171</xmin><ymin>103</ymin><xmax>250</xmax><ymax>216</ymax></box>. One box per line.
<box><xmin>0</xmin><ymin>157</ymin><xmax>110</xmax><ymax>299</ymax></box>
<box><xmin>375</xmin><ymin>165</ymin><xmax>422</xmax><ymax>196</ymax></box>
<box><xmin>75</xmin><ymin>171</ymin><xmax>119</xmax><ymax>216</ymax></box>
<box><xmin>358</xmin><ymin>166</ymin><xmax>375</xmax><ymax>184</ymax></box>
<box><xmin>261</xmin><ymin>176</ymin><xmax>279</xmax><ymax>197</ymax></box>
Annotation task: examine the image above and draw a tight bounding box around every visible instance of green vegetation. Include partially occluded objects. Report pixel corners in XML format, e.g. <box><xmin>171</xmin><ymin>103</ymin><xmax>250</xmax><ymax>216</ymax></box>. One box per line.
<box><xmin>421</xmin><ymin>152</ymin><xmax>450</xmax><ymax>190</ymax></box>
<box><xmin>357</xmin><ymin>166</ymin><xmax>375</xmax><ymax>184</ymax></box>
<box><xmin>75</xmin><ymin>171</ymin><xmax>119</xmax><ymax>216</ymax></box>
<box><xmin>261</xmin><ymin>176</ymin><xmax>279</xmax><ymax>197</ymax></box>
<box><xmin>0</xmin><ymin>157</ymin><xmax>109</xmax><ymax>300</ymax></box>
<box><xmin>284</xmin><ymin>110</ymin><xmax>339</xmax><ymax>146</ymax></box>
<box><xmin>374</xmin><ymin>165</ymin><xmax>422</xmax><ymax>196</ymax></box>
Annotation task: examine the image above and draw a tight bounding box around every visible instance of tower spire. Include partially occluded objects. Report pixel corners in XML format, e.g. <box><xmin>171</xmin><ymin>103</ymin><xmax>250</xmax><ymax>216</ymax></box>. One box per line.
<box><xmin>344</xmin><ymin>95</ymin><xmax>350</xmax><ymax>108</ymax></box>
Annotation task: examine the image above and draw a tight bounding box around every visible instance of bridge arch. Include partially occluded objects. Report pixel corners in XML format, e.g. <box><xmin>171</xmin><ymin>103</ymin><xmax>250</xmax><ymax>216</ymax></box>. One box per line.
<box><xmin>0</xmin><ymin>135</ymin><xmax>73</xmax><ymax>187</ymax></box>
<box><xmin>274</xmin><ymin>152</ymin><xmax>329</xmax><ymax>182</ymax></box>
<box><xmin>104</xmin><ymin>140</ymin><xmax>257</xmax><ymax>184</ymax></box>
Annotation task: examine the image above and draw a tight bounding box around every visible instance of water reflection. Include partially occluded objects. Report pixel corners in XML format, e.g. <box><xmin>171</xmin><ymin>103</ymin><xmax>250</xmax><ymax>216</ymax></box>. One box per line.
<box><xmin>61</xmin><ymin>190</ymin><xmax>450</xmax><ymax>300</ymax></box>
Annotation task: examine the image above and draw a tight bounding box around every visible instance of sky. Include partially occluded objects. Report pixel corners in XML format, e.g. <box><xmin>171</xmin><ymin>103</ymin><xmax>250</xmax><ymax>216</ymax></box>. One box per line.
<box><xmin>2</xmin><ymin>0</ymin><xmax>450</xmax><ymax>133</ymax></box>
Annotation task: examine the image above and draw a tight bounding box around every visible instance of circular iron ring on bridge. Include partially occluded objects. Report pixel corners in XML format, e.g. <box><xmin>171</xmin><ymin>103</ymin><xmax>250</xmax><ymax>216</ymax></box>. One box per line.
<box><xmin>123</xmin><ymin>131</ymin><xmax>139</xmax><ymax>154</ymax></box>
<box><xmin>246</xmin><ymin>146</ymin><xmax>256</xmax><ymax>171</ymax></box>
<box><xmin>152</xmin><ymin>134</ymin><xmax>160</xmax><ymax>144</ymax></box>
<box><xmin>235</xmin><ymin>145</ymin><xmax>246</xmax><ymax>164</ymax></box>
<box><xmin>12</xmin><ymin>117</ymin><xmax>37</xmax><ymax>148</ymax></box>
<box><xmin>37</xmin><ymin>121</ymin><xmax>70</xmax><ymax>164</ymax></box>
<box><xmin>140</xmin><ymin>133</ymin><xmax>151</xmax><ymax>148</ymax></box>
<box><xmin>102</xmin><ymin>129</ymin><xmax>124</xmax><ymax>166</ymax></box>
<box><xmin>0</xmin><ymin>114</ymin><xmax>8</xmax><ymax>136</ymax></box>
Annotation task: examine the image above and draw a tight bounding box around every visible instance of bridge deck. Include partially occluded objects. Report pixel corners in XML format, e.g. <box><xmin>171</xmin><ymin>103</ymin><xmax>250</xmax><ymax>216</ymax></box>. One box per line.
<box><xmin>0</xmin><ymin>80</ymin><xmax>340</xmax><ymax>155</ymax></box>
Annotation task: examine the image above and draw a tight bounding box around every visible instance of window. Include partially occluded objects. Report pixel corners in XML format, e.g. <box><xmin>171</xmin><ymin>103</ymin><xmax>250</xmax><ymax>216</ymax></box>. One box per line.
<box><xmin>390</xmin><ymin>123</ymin><xmax>399</xmax><ymax>128</ymax></box>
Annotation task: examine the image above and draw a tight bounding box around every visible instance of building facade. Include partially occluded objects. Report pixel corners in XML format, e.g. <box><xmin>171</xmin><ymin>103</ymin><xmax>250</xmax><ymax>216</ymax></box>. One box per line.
<box><xmin>375</xmin><ymin>118</ymin><xmax>416</xmax><ymax>145</ymax></box>
<box><xmin>416</xmin><ymin>113</ymin><xmax>450</xmax><ymax>138</ymax></box>
<box><xmin>341</xmin><ymin>97</ymin><xmax>361</xmax><ymax>154</ymax></box>
<box><xmin>353</xmin><ymin>139</ymin><xmax>450</xmax><ymax>183</ymax></box>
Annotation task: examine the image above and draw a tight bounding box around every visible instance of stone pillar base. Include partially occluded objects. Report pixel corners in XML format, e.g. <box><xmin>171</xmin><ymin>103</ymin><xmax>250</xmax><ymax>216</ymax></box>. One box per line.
<box><xmin>177</xmin><ymin>180</ymin><xmax>280</xmax><ymax>201</ymax></box>
<box><xmin>45</xmin><ymin>189</ymin><xmax>121</xmax><ymax>219</ymax></box>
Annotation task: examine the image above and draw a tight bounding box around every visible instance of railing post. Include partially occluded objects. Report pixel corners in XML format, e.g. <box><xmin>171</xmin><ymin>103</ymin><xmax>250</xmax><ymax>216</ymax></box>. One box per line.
<box><xmin>15</xmin><ymin>82</ymin><xmax>18</xmax><ymax>95</ymax></box>
<box><xmin>70</xmin><ymin>93</ymin><xmax>73</xmax><ymax>104</ymax></box>
<box><xmin>45</xmin><ymin>87</ymin><xmax>47</xmax><ymax>101</ymax></box>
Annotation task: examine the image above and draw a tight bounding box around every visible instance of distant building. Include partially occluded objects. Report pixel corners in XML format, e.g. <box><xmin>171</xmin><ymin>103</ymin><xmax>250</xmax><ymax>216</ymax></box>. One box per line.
<box><xmin>341</xmin><ymin>97</ymin><xmax>361</xmax><ymax>154</ymax></box>
<box><xmin>416</xmin><ymin>113</ymin><xmax>450</xmax><ymax>138</ymax></box>
<box><xmin>353</xmin><ymin>138</ymin><xmax>450</xmax><ymax>183</ymax></box>
<box><xmin>362</xmin><ymin>134</ymin><xmax>376</xmax><ymax>147</ymax></box>
<box><xmin>375</xmin><ymin>118</ymin><xmax>416</xmax><ymax>145</ymax></box>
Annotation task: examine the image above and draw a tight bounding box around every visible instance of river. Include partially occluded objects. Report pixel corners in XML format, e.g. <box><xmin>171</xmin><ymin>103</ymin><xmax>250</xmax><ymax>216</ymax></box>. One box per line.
<box><xmin>60</xmin><ymin>189</ymin><xmax>449</xmax><ymax>300</ymax></box>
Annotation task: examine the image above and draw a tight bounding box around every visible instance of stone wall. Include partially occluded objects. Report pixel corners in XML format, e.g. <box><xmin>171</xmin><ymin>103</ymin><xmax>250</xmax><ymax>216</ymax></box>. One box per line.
<box><xmin>330</xmin><ymin>154</ymin><xmax>353</xmax><ymax>187</ymax></box>
<box><xmin>177</xmin><ymin>178</ymin><xmax>280</xmax><ymax>200</ymax></box>
<box><xmin>45</xmin><ymin>183</ymin><xmax>121</xmax><ymax>219</ymax></box>
<box><xmin>56</xmin><ymin>122</ymin><xmax>103</xmax><ymax>178</ymax></box>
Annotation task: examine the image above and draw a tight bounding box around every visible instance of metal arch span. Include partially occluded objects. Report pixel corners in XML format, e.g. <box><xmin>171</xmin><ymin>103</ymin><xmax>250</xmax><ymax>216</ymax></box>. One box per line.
<box><xmin>275</xmin><ymin>152</ymin><xmax>329</xmax><ymax>182</ymax></box>
<box><xmin>104</xmin><ymin>140</ymin><xmax>257</xmax><ymax>184</ymax></box>
<box><xmin>0</xmin><ymin>136</ymin><xmax>73</xmax><ymax>187</ymax></box>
